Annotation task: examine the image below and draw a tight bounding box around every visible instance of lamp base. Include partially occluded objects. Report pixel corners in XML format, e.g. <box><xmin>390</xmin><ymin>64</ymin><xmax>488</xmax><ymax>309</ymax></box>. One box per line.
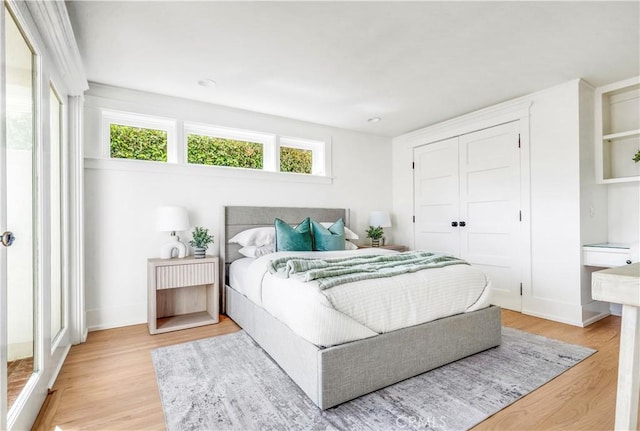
<box><xmin>160</xmin><ymin>235</ymin><xmax>187</xmax><ymax>259</ymax></box>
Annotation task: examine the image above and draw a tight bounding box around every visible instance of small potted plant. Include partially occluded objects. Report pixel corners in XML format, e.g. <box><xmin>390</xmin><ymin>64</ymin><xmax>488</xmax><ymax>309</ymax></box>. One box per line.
<box><xmin>366</xmin><ymin>225</ymin><xmax>384</xmax><ymax>247</ymax></box>
<box><xmin>189</xmin><ymin>226</ymin><xmax>214</xmax><ymax>258</ymax></box>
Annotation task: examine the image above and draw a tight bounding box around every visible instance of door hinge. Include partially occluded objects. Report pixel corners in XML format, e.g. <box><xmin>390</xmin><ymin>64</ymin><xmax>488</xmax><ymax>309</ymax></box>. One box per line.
<box><xmin>412</xmin><ymin>215</ymin><xmax>415</xmax><ymax>223</ymax></box>
<box><xmin>518</xmin><ymin>134</ymin><xmax>521</xmax><ymax>148</ymax></box>
<box><xmin>519</xmin><ymin>210</ymin><xmax>522</xmax><ymax>221</ymax></box>
<box><xmin>412</xmin><ymin>161</ymin><xmax>415</xmax><ymax>169</ymax></box>
<box><xmin>520</xmin><ymin>283</ymin><xmax>523</xmax><ymax>296</ymax></box>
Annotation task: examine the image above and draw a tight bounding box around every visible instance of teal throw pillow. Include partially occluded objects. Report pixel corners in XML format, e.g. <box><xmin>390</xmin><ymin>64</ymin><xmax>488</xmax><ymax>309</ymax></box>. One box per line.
<box><xmin>275</xmin><ymin>217</ymin><xmax>313</xmax><ymax>252</ymax></box>
<box><xmin>311</xmin><ymin>218</ymin><xmax>346</xmax><ymax>251</ymax></box>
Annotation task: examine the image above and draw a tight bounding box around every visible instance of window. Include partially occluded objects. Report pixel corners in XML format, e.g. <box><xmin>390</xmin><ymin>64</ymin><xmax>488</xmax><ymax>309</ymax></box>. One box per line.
<box><xmin>280</xmin><ymin>146</ymin><xmax>311</xmax><ymax>174</ymax></box>
<box><xmin>102</xmin><ymin>110</ymin><xmax>176</xmax><ymax>162</ymax></box>
<box><xmin>185</xmin><ymin>123</ymin><xmax>276</xmax><ymax>170</ymax></box>
<box><xmin>187</xmin><ymin>135</ymin><xmax>264</xmax><ymax>170</ymax></box>
<box><xmin>110</xmin><ymin>124</ymin><xmax>167</xmax><ymax>161</ymax></box>
<box><xmin>279</xmin><ymin>137</ymin><xmax>325</xmax><ymax>175</ymax></box>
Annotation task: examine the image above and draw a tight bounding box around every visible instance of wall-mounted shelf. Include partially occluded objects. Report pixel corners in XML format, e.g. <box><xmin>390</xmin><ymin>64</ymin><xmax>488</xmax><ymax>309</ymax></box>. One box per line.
<box><xmin>595</xmin><ymin>77</ymin><xmax>640</xmax><ymax>184</ymax></box>
<box><xmin>603</xmin><ymin>130</ymin><xmax>640</xmax><ymax>141</ymax></box>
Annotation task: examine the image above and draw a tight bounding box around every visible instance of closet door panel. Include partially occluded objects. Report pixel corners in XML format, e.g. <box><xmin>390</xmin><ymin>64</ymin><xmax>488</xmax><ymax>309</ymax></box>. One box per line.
<box><xmin>459</xmin><ymin>121</ymin><xmax>521</xmax><ymax>310</ymax></box>
<box><xmin>413</xmin><ymin>138</ymin><xmax>459</xmax><ymax>256</ymax></box>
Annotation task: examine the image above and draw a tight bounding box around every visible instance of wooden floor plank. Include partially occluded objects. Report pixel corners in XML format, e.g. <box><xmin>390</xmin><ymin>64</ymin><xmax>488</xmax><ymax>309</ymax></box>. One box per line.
<box><xmin>32</xmin><ymin>311</ymin><xmax>635</xmax><ymax>430</ymax></box>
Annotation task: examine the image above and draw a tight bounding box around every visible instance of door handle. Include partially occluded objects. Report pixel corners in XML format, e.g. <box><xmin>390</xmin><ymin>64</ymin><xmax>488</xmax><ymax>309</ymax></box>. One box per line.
<box><xmin>1</xmin><ymin>231</ymin><xmax>15</xmax><ymax>247</ymax></box>
<box><xmin>459</xmin><ymin>221</ymin><xmax>466</xmax><ymax>227</ymax></box>
<box><xmin>451</xmin><ymin>221</ymin><xmax>458</xmax><ymax>227</ymax></box>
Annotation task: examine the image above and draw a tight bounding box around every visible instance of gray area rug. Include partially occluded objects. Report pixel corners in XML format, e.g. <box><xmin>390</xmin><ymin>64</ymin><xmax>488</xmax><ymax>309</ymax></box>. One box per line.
<box><xmin>152</xmin><ymin>327</ymin><xmax>595</xmax><ymax>431</ymax></box>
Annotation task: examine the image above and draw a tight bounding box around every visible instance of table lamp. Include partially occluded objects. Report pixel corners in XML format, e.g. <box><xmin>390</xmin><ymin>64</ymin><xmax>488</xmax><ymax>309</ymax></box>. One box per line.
<box><xmin>156</xmin><ymin>206</ymin><xmax>190</xmax><ymax>259</ymax></box>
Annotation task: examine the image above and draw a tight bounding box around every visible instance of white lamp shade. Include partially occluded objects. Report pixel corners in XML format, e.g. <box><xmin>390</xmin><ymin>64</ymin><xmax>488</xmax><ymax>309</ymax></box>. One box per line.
<box><xmin>156</xmin><ymin>206</ymin><xmax>190</xmax><ymax>232</ymax></box>
<box><xmin>369</xmin><ymin>211</ymin><xmax>392</xmax><ymax>228</ymax></box>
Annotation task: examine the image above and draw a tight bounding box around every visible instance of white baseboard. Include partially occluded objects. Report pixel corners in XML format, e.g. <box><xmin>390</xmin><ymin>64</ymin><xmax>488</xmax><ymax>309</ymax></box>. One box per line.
<box><xmin>8</xmin><ymin>342</ymin><xmax>33</xmax><ymax>362</ymax></box>
<box><xmin>86</xmin><ymin>302</ymin><xmax>146</xmax><ymax>331</ymax></box>
<box><xmin>523</xmin><ymin>297</ymin><xmax>610</xmax><ymax>327</ymax></box>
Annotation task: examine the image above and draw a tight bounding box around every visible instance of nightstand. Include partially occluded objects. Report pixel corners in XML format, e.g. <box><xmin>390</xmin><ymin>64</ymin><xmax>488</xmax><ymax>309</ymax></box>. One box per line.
<box><xmin>147</xmin><ymin>256</ymin><xmax>219</xmax><ymax>334</ymax></box>
<box><xmin>359</xmin><ymin>244</ymin><xmax>408</xmax><ymax>252</ymax></box>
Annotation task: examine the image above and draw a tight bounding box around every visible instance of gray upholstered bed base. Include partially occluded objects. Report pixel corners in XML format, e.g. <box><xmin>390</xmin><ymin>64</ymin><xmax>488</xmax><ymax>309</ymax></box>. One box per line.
<box><xmin>227</xmin><ymin>284</ymin><xmax>502</xmax><ymax>410</ymax></box>
<box><xmin>222</xmin><ymin>205</ymin><xmax>502</xmax><ymax>410</ymax></box>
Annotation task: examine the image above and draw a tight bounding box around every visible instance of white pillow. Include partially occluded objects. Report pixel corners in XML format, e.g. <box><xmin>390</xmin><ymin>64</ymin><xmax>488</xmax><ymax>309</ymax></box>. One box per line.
<box><xmin>228</xmin><ymin>227</ymin><xmax>275</xmax><ymax>247</ymax></box>
<box><xmin>345</xmin><ymin>240</ymin><xmax>358</xmax><ymax>250</ymax></box>
<box><xmin>320</xmin><ymin>222</ymin><xmax>359</xmax><ymax>240</ymax></box>
<box><xmin>238</xmin><ymin>245</ymin><xmax>275</xmax><ymax>258</ymax></box>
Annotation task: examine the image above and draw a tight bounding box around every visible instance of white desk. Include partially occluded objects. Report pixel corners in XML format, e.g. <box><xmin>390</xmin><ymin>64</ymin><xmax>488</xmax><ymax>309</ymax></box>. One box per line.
<box><xmin>592</xmin><ymin>263</ymin><xmax>640</xmax><ymax>431</ymax></box>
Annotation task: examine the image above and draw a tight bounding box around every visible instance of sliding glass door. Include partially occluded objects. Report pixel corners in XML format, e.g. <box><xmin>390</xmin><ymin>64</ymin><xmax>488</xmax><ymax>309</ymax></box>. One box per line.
<box><xmin>2</xmin><ymin>3</ymin><xmax>40</xmax><ymax>426</ymax></box>
<box><xmin>1</xmin><ymin>3</ymin><xmax>72</xmax><ymax>428</ymax></box>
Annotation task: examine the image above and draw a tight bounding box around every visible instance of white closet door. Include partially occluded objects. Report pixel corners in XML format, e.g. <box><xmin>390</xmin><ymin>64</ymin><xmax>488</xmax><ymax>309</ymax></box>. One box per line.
<box><xmin>413</xmin><ymin>137</ymin><xmax>459</xmax><ymax>256</ymax></box>
<box><xmin>458</xmin><ymin>121</ymin><xmax>522</xmax><ymax>310</ymax></box>
<box><xmin>413</xmin><ymin>121</ymin><xmax>523</xmax><ymax>311</ymax></box>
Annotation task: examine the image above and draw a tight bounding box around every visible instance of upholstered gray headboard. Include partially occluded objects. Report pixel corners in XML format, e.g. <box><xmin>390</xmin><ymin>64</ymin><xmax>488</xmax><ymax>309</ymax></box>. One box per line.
<box><xmin>222</xmin><ymin>206</ymin><xmax>349</xmax><ymax>265</ymax></box>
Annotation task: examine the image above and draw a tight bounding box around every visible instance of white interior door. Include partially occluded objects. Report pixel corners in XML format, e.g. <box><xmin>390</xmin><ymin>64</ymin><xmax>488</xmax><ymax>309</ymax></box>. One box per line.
<box><xmin>458</xmin><ymin>121</ymin><xmax>522</xmax><ymax>310</ymax></box>
<box><xmin>413</xmin><ymin>137</ymin><xmax>460</xmax><ymax>255</ymax></box>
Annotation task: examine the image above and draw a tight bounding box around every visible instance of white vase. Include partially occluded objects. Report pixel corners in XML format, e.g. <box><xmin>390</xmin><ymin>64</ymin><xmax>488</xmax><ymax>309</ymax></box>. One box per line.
<box><xmin>194</xmin><ymin>247</ymin><xmax>206</xmax><ymax>258</ymax></box>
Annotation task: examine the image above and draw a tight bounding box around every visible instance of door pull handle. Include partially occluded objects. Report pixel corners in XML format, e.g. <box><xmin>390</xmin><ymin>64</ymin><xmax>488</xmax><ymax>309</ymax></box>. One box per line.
<box><xmin>1</xmin><ymin>231</ymin><xmax>15</xmax><ymax>247</ymax></box>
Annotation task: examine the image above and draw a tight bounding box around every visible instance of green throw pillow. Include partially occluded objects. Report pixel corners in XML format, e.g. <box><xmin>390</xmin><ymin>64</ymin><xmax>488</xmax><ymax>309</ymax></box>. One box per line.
<box><xmin>311</xmin><ymin>219</ymin><xmax>346</xmax><ymax>251</ymax></box>
<box><xmin>275</xmin><ymin>217</ymin><xmax>313</xmax><ymax>251</ymax></box>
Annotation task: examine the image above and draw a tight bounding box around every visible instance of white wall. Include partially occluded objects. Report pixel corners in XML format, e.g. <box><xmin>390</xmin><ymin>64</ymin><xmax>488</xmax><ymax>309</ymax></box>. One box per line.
<box><xmin>608</xmin><ymin>182</ymin><xmax>640</xmax><ymax>246</ymax></box>
<box><xmin>393</xmin><ymin>79</ymin><xmax>610</xmax><ymax>327</ymax></box>
<box><xmin>83</xmin><ymin>84</ymin><xmax>392</xmax><ymax>330</ymax></box>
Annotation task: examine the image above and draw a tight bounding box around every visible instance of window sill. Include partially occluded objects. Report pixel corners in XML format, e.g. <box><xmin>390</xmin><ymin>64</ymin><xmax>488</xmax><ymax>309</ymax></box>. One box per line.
<box><xmin>84</xmin><ymin>157</ymin><xmax>333</xmax><ymax>185</ymax></box>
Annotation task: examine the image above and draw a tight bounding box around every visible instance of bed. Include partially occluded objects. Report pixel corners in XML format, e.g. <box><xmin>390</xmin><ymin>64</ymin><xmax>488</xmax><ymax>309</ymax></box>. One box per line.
<box><xmin>222</xmin><ymin>206</ymin><xmax>501</xmax><ymax>410</ymax></box>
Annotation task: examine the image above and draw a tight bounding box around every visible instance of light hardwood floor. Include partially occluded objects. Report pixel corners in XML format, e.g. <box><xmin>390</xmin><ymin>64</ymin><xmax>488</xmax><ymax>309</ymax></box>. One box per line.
<box><xmin>33</xmin><ymin>310</ymin><xmax>629</xmax><ymax>430</ymax></box>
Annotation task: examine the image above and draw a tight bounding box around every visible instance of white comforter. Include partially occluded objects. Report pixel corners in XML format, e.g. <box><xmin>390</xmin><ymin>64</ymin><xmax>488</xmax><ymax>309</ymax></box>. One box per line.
<box><xmin>229</xmin><ymin>248</ymin><xmax>491</xmax><ymax>347</ymax></box>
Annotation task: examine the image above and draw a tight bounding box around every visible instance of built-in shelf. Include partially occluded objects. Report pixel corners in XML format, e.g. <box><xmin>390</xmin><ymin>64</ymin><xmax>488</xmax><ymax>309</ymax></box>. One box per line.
<box><xmin>595</xmin><ymin>76</ymin><xmax>640</xmax><ymax>184</ymax></box>
<box><xmin>603</xmin><ymin>129</ymin><xmax>640</xmax><ymax>141</ymax></box>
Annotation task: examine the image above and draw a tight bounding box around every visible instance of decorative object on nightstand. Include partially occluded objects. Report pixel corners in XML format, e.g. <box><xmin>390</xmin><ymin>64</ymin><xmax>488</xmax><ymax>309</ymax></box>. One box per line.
<box><xmin>148</xmin><ymin>255</ymin><xmax>219</xmax><ymax>334</ymax></box>
<box><xmin>156</xmin><ymin>206</ymin><xmax>190</xmax><ymax>259</ymax></box>
<box><xmin>189</xmin><ymin>226</ymin><xmax>214</xmax><ymax>258</ymax></box>
<box><xmin>368</xmin><ymin>211</ymin><xmax>391</xmax><ymax>247</ymax></box>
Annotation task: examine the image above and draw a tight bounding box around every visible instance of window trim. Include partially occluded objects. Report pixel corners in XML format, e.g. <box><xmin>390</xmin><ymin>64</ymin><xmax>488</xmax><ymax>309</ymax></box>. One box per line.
<box><xmin>101</xmin><ymin>109</ymin><xmax>177</xmax><ymax>162</ymax></box>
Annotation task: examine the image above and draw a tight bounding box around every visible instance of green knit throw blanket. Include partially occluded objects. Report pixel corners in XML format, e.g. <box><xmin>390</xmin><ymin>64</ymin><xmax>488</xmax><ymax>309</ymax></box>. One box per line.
<box><xmin>268</xmin><ymin>251</ymin><xmax>468</xmax><ymax>290</ymax></box>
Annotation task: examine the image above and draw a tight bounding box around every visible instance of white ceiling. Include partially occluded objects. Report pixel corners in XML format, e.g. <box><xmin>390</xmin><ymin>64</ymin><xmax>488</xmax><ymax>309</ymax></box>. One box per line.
<box><xmin>66</xmin><ymin>1</ymin><xmax>640</xmax><ymax>137</ymax></box>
